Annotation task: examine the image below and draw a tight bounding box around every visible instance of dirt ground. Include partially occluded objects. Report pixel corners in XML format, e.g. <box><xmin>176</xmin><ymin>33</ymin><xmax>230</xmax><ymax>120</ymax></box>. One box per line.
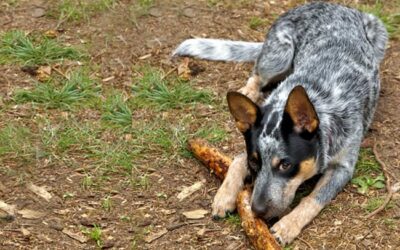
<box><xmin>0</xmin><ymin>0</ymin><xmax>399</xmax><ymax>249</ymax></box>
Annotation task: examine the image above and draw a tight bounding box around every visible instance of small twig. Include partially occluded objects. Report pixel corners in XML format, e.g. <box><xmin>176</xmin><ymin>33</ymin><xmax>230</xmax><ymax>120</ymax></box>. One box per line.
<box><xmin>161</xmin><ymin>67</ymin><xmax>177</xmax><ymax>80</ymax></box>
<box><xmin>365</xmin><ymin>142</ymin><xmax>393</xmax><ymax>219</ymax></box>
<box><xmin>51</xmin><ymin>66</ymin><xmax>69</xmax><ymax>80</ymax></box>
<box><xmin>297</xmin><ymin>236</ymin><xmax>314</xmax><ymax>250</ymax></box>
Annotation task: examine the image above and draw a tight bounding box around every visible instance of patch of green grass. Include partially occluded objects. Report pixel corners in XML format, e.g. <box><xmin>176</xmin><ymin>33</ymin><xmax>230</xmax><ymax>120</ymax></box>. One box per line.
<box><xmin>102</xmin><ymin>93</ymin><xmax>132</xmax><ymax>128</ymax></box>
<box><xmin>355</xmin><ymin>148</ymin><xmax>381</xmax><ymax>175</ymax></box>
<box><xmin>363</xmin><ymin>196</ymin><xmax>395</xmax><ymax>213</ymax></box>
<box><xmin>14</xmin><ymin>69</ymin><xmax>101</xmax><ymax>109</ymax></box>
<box><xmin>51</xmin><ymin>0</ymin><xmax>117</xmax><ymax>23</ymax></box>
<box><xmin>0</xmin><ymin>125</ymin><xmax>35</xmax><ymax>162</ymax></box>
<box><xmin>249</xmin><ymin>16</ymin><xmax>267</xmax><ymax>30</ymax></box>
<box><xmin>83</xmin><ymin>225</ymin><xmax>103</xmax><ymax>247</ymax></box>
<box><xmin>359</xmin><ymin>1</ymin><xmax>400</xmax><ymax>38</ymax></box>
<box><xmin>194</xmin><ymin>125</ymin><xmax>228</xmax><ymax>143</ymax></box>
<box><xmin>224</xmin><ymin>213</ymin><xmax>241</xmax><ymax>227</ymax></box>
<box><xmin>132</xmin><ymin>67</ymin><xmax>213</xmax><ymax>110</ymax></box>
<box><xmin>0</xmin><ymin>30</ymin><xmax>83</xmax><ymax>65</ymax></box>
<box><xmin>132</xmin><ymin>174</ymin><xmax>150</xmax><ymax>189</ymax></box>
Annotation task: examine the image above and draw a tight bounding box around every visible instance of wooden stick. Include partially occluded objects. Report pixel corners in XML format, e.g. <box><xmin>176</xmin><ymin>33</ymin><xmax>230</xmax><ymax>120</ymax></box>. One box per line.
<box><xmin>365</xmin><ymin>142</ymin><xmax>394</xmax><ymax>218</ymax></box>
<box><xmin>188</xmin><ymin>139</ymin><xmax>281</xmax><ymax>250</ymax></box>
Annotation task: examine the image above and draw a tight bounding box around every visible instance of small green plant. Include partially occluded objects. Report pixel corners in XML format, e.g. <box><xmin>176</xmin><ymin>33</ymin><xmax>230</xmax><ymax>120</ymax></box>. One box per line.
<box><xmin>132</xmin><ymin>67</ymin><xmax>213</xmax><ymax>110</ymax></box>
<box><xmin>102</xmin><ymin>196</ymin><xmax>112</xmax><ymax>212</ymax></box>
<box><xmin>351</xmin><ymin>174</ymin><xmax>385</xmax><ymax>194</ymax></box>
<box><xmin>84</xmin><ymin>225</ymin><xmax>103</xmax><ymax>247</ymax></box>
<box><xmin>120</xmin><ymin>215</ymin><xmax>131</xmax><ymax>222</ymax></box>
<box><xmin>14</xmin><ymin>69</ymin><xmax>101</xmax><ymax>109</ymax></box>
<box><xmin>63</xmin><ymin>192</ymin><xmax>75</xmax><ymax>199</ymax></box>
<box><xmin>156</xmin><ymin>192</ymin><xmax>167</xmax><ymax>199</ymax></box>
<box><xmin>82</xmin><ymin>175</ymin><xmax>94</xmax><ymax>189</ymax></box>
<box><xmin>249</xmin><ymin>16</ymin><xmax>267</xmax><ymax>30</ymax></box>
<box><xmin>134</xmin><ymin>174</ymin><xmax>150</xmax><ymax>189</ymax></box>
<box><xmin>0</xmin><ymin>30</ymin><xmax>83</xmax><ymax>65</ymax></box>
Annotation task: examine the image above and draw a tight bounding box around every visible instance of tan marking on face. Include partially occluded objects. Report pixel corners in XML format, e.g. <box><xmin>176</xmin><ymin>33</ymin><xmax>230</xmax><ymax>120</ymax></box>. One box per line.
<box><xmin>271</xmin><ymin>157</ymin><xmax>280</xmax><ymax>168</ymax></box>
<box><xmin>251</xmin><ymin>152</ymin><xmax>259</xmax><ymax>160</ymax></box>
<box><xmin>298</xmin><ymin>157</ymin><xmax>317</xmax><ymax>180</ymax></box>
<box><xmin>271</xmin><ymin>197</ymin><xmax>323</xmax><ymax>244</ymax></box>
<box><xmin>283</xmin><ymin>158</ymin><xmax>317</xmax><ymax>199</ymax></box>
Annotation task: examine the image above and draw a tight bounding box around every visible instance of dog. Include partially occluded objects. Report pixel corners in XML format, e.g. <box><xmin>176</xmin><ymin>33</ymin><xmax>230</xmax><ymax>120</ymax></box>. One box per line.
<box><xmin>173</xmin><ymin>2</ymin><xmax>387</xmax><ymax>245</ymax></box>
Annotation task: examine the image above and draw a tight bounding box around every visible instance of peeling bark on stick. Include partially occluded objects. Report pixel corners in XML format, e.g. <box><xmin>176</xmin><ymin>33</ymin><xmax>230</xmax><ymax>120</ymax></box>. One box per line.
<box><xmin>188</xmin><ymin>139</ymin><xmax>281</xmax><ymax>250</ymax></box>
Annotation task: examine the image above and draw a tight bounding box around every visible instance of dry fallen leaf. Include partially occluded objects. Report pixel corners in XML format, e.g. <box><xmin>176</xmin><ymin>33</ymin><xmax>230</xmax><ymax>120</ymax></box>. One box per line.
<box><xmin>62</xmin><ymin>229</ymin><xmax>87</xmax><ymax>243</ymax></box>
<box><xmin>27</xmin><ymin>183</ymin><xmax>52</xmax><ymax>202</ymax></box>
<box><xmin>177</xmin><ymin>181</ymin><xmax>204</xmax><ymax>201</ymax></box>
<box><xmin>177</xmin><ymin>57</ymin><xmax>191</xmax><ymax>80</ymax></box>
<box><xmin>0</xmin><ymin>200</ymin><xmax>16</xmax><ymax>215</ymax></box>
<box><xmin>144</xmin><ymin>228</ymin><xmax>168</xmax><ymax>243</ymax></box>
<box><xmin>44</xmin><ymin>30</ymin><xmax>57</xmax><ymax>38</ymax></box>
<box><xmin>18</xmin><ymin>209</ymin><xmax>45</xmax><ymax>219</ymax></box>
<box><xmin>36</xmin><ymin>66</ymin><xmax>52</xmax><ymax>82</ymax></box>
<box><xmin>182</xmin><ymin>209</ymin><xmax>208</xmax><ymax>219</ymax></box>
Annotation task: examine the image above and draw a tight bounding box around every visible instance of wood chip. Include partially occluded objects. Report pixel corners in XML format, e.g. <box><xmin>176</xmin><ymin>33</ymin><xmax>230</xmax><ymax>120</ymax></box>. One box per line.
<box><xmin>21</xmin><ymin>227</ymin><xmax>31</xmax><ymax>237</ymax></box>
<box><xmin>177</xmin><ymin>181</ymin><xmax>204</xmax><ymax>201</ymax></box>
<box><xmin>62</xmin><ymin>229</ymin><xmax>87</xmax><ymax>243</ymax></box>
<box><xmin>27</xmin><ymin>183</ymin><xmax>52</xmax><ymax>202</ymax></box>
<box><xmin>18</xmin><ymin>209</ymin><xmax>45</xmax><ymax>219</ymax></box>
<box><xmin>102</xmin><ymin>76</ymin><xmax>115</xmax><ymax>82</ymax></box>
<box><xmin>0</xmin><ymin>200</ymin><xmax>16</xmax><ymax>215</ymax></box>
<box><xmin>144</xmin><ymin>228</ymin><xmax>168</xmax><ymax>243</ymax></box>
<box><xmin>182</xmin><ymin>209</ymin><xmax>208</xmax><ymax>219</ymax></box>
<box><xmin>139</xmin><ymin>54</ymin><xmax>152</xmax><ymax>60</ymax></box>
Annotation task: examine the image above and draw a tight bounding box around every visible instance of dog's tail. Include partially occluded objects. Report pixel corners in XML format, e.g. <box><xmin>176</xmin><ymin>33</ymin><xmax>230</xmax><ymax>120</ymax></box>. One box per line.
<box><xmin>362</xmin><ymin>13</ymin><xmax>388</xmax><ymax>62</ymax></box>
<box><xmin>172</xmin><ymin>38</ymin><xmax>263</xmax><ymax>62</ymax></box>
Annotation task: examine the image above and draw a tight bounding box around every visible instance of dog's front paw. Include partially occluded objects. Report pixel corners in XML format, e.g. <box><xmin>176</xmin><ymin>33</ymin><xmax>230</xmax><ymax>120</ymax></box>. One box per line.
<box><xmin>271</xmin><ymin>217</ymin><xmax>301</xmax><ymax>246</ymax></box>
<box><xmin>211</xmin><ymin>186</ymin><xmax>237</xmax><ymax>219</ymax></box>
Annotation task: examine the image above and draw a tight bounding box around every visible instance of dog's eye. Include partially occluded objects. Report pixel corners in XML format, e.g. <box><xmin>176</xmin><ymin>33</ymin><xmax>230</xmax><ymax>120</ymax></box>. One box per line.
<box><xmin>279</xmin><ymin>159</ymin><xmax>291</xmax><ymax>171</ymax></box>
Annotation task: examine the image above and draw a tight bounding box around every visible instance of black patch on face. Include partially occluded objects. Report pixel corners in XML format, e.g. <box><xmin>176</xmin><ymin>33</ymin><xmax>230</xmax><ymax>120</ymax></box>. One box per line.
<box><xmin>280</xmin><ymin>112</ymin><xmax>319</xmax><ymax>177</ymax></box>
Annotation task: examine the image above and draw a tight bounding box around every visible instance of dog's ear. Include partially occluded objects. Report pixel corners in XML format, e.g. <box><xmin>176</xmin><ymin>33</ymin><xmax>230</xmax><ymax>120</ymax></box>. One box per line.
<box><xmin>227</xmin><ymin>91</ymin><xmax>260</xmax><ymax>133</ymax></box>
<box><xmin>284</xmin><ymin>86</ymin><xmax>319</xmax><ymax>133</ymax></box>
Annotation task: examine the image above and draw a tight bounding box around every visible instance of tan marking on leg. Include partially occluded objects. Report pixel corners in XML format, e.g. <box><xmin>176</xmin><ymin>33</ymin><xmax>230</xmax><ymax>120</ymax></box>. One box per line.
<box><xmin>238</xmin><ymin>75</ymin><xmax>261</xmax><ymax>102</ymax></box>
<box><xmin>212</xmin><ymin>153</ymin><xmax>248</xmax><ymax>218</ymax></box>
<box><xmin>271</xmin><ymin>197</ymin><xmax>323</xmax><ymax>245</ymax></box>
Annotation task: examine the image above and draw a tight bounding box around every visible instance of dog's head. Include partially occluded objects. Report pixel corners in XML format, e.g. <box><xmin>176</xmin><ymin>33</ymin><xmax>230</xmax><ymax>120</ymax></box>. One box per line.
<box><xmin>227</xmin><ymin>86</ymin><xmax>320</xmax><ymax>219</ymax></box>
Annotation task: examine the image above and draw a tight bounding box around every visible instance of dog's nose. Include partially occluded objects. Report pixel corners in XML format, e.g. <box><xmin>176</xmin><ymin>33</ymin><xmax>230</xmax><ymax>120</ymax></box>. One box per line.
<box><xmin>251</xmin><ymin>201</ymin><xmax>268</xmax><ymax>217</ymax></box>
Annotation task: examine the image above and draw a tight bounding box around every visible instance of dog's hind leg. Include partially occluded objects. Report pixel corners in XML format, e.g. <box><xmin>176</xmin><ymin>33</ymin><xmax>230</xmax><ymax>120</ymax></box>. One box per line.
<box><xmin>270</xmin><ymin>143</ymin><xmax>360</xmax><ymax>245</ymax></box>
<box><xmin>239</xmin><ymin>21</ymin><xmax>296</xmax><ymax>101</ymax></box>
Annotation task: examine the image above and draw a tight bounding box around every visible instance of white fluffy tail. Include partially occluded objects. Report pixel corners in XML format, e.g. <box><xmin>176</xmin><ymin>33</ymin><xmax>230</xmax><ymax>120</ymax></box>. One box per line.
<box><xmin>172</xmin><ymin>38</ymin><xmax>263</xmax><ymax>62</ymax></box>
